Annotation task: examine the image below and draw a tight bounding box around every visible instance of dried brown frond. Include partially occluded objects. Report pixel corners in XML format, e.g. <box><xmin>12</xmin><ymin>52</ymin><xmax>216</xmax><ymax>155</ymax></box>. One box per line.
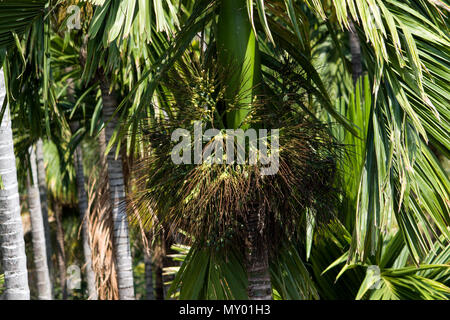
<box><xmin>86</xmin><ymin>137</ymin><xmax>119</xmax><ymax>300</ymax></box>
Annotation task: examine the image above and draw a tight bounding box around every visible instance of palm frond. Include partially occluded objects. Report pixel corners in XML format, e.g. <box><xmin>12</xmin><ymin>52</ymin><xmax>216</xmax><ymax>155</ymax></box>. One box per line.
<box><xmin>0</xmin><ymin>0</ymin><xmax>47</xmax><ymax>49</ymax></box>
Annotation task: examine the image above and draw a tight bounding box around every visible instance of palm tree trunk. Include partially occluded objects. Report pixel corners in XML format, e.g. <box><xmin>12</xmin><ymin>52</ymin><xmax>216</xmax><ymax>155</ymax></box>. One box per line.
<box><xmin>144</xmin><ymin>250</ymin><xmax>154</xmax><ymax>300</ymax></box>
<box><xmin>98</xmin><ymin>73</ymin><xmax>135</xmax><ymax>300</ymax></box>
<box><xmin>349</xmin><ymin>20</ymin><xmax>363</xmax><ymax>84</ymax></box>
<box><xmin>70</xmin><ymin>121</ymin><xmax>98</xmax><ymax>300</ymax></box>
<box><xmin>217</xmin><ymin>0</ymin><xmax>271</xmax><ymax>299</ymax></box>
<box><xmin>246</xmin><ymin>208</ymin><xmax>272</xmax><ymax>300</ymax></box>
<box><xmin>0</xmin><ymin>69</ymin><xmax>30</xmax><ymax>300</ymax></box>
<box><xmin>154</xmin><ymin>264</ymin><xmax>164</xmax><ymax>300</ymax></box>
<box><xmin>53</xmin><ymin>201</ymin><xmax>67</xmax><ymax>299</ymax></box>
<box><xmin>35</xmin><ymin>138</ymin><xmax>54</xmax><ymax>289</ymax></box>
<box><xmin>27</xmin><ymin>145</ymin><xmax>52</xmax><ymax>300</ymax></box>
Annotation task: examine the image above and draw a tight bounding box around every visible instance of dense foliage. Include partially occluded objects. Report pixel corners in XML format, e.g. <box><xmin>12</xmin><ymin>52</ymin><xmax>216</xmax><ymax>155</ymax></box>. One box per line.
<box><xmin>0</xmin><ymin>0</ymin><xmax>448</xmax><ymax>300</ymax></box>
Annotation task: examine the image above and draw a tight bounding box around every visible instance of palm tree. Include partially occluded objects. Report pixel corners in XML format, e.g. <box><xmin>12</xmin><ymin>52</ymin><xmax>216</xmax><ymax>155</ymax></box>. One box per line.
<box><xmin>216</xmin><ymin>0</ymin><xmax>270</xmax><ymax>300</ymax></box>
<box><xmin>0</xmin><ymin>68</ymin><xmax>30</xmax><ymax>300</ymax></box>
<box><xmin>97</xmin><ymin>73</ymin><xmax>135</xmax><ymax>300</ymax></box>
<box><xmin>126</xmin><ymin>0</ymin><xmax>336</xmax><ymax>300</ymax></box>
<box><xmin>26</xmin><ymin>145</ymin><xmax>52</xmax><ymax>300</ymax></box>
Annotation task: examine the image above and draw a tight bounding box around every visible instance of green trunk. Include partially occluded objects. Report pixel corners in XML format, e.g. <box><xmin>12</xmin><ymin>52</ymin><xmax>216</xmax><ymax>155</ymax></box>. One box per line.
<box><xmin>217</xmin><ymin>0</ymin><xmax>261</xmax><ymax>129</ymax></box>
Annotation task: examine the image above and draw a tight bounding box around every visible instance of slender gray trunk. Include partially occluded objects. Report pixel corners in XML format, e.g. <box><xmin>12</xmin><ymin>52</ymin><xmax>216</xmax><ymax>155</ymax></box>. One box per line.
<box><xmin>0</xmin><ymin>69</ymin><xmax>30</xmax><ymax>300</ymax></box>
<box><xmin>99</xmin><ymin>74</ymin><xmax>135</xmax><ymax>300</ymax></box>
<box><xmin>27</xmin><ymin>146</ymin><xmax>52</xmax><ymax>300</ymax></box>
<box><xmin>349</xmin><ymin>20</ymin><xmax>363</xmax><ymax>85</ymax></box>
<box><xmin>70</xmin><ymin>121</ymin><xmax>98</xmax><ymax>300</ymax></box>
<box><xmin>246</xmin><ymin>207</ymin><xmax>272</xmax><ymax>300</ymax></box>
<box><xmin>35</xmin><ymin>138</ymin><xmax>54</xmax><ymax>292</ymax></box>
